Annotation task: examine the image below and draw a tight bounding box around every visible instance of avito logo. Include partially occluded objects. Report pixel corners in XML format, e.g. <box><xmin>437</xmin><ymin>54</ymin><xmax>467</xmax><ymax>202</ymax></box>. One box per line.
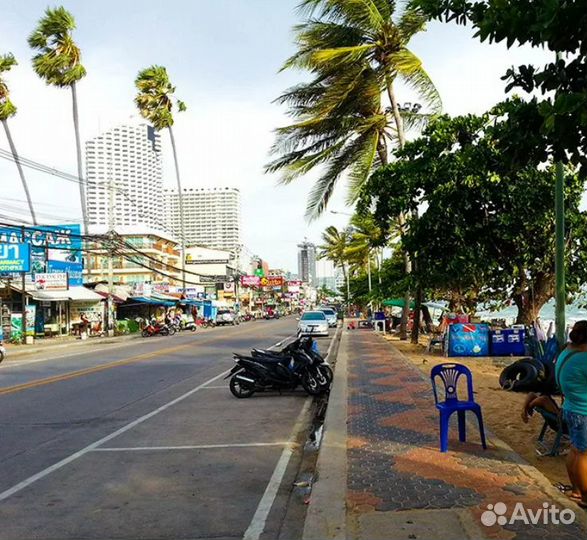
<box><xmin>481</xmin><ymin>502</ymin><xmax>575</xmax><ymax>527</ymax></box>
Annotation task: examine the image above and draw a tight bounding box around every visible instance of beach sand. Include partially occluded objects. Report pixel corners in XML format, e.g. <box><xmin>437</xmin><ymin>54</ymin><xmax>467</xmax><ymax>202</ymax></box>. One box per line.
<box><xmin>387</xmin><ymin>336</ymin><xmax>568</xmax><ymax>489</ymax></box>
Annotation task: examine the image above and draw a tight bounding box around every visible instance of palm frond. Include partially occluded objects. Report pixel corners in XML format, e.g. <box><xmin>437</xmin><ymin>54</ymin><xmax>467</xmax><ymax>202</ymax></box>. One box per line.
<box><xmin>391</xmin><ymin>49</ymin><xmax>442</xmax><ymax>113</ymax></box>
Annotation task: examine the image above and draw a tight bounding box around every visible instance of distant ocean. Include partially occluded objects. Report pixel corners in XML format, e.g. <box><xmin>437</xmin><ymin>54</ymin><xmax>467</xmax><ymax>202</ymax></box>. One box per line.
<box><xmin>476</xmin><ymin>298</ymin><xmax>587</xmax><ymax>326</ymax></box>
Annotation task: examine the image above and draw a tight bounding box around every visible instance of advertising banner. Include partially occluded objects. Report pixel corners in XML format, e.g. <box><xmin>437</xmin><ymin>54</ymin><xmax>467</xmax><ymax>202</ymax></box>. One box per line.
<box><xmin>0</xmin><ymin>243</ymin><xmax>30</xmax><ymax>273</ymax></box>
<box><xmin>34</xmin><ymin>272</ymin><xmax>69</xmax><ymax>291</ymax></box>
<box><xmin>25</xmin><ymin>305</ymin><xmax>36</xmax><ymax>336</ymax></box>
<box><xmin>10</xmin><ymin>313</ymin><xmax>23</xmax><ymax>341</ymax></box>
<box><xmin>241</xmin><ymin>275</ymin><xmax>260</xmax><ymax>287</ymax></box>
<box><xmin>260</xmin><ymin>276</ymin><xmax>284</xmax><ymax>288</ymax></box>
<box><xmin>0</xmin><ymin>224</ymin><xmax>83</xmax><ymax>286</ymax></box>
<box><xmin>223</xmin><ymin>282</ymin><xmax>235</xmax><ymax>293</ymax></box>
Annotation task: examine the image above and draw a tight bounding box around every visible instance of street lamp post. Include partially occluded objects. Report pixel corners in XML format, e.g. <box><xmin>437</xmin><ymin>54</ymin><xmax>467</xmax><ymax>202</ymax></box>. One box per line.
<box><xmin>554</xmin><ymin>53</ymin><xmax>566</xmax><ymax>346</ymax></box>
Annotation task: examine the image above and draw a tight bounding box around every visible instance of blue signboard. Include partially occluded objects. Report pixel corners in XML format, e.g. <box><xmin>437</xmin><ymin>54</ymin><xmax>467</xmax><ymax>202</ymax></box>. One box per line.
<box><xmin>0</xmin><ymin>224</ymin><xmax>83</xmax><ymax>286</ymax></box>
<box><xmin>0</xmin><ymin>243</ymin><xmax>30</xmax><ymax>272</ymax></box>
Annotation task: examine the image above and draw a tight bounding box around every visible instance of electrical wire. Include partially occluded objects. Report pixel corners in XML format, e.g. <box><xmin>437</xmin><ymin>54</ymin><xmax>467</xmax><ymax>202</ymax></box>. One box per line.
<box><xmin>0</xmin><ymin>148</ymin><xmax>190</xmax><ymax>245</ymax></box>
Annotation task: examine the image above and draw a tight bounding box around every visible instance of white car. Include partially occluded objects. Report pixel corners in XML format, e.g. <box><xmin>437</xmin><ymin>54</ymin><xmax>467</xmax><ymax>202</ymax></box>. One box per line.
<box><xmin>317</xmin><ymin>307</ymin><xmax>337</xmax><ymax>327</ymax></box>
<box><xmin>298</xmin><ymin>311</ymin><xmax>329</xmax><ymax>336</ymax></box>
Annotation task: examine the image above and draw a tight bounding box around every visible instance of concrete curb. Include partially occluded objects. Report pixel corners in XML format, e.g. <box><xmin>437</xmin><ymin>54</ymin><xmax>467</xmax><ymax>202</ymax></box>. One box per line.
<box><xmin>303</xmin><ymin>325</ymin><xmax>347</xmax><ymax>540</ymax></box>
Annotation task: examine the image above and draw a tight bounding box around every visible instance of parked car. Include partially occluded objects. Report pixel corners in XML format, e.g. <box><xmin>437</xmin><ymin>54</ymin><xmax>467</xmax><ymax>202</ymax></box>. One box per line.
<box><xmin>298</xmin><ymin>311</ymin><xmax>329</xmax><ymax>336</ymax></box>
<box><xmin>216</xmin><ymin>309</ymin><xmax>238</xmax><ymax>326</ymax></box>
<box><xmin>317</xmin><ymin>306</ymin><xmax>337</xmax><ymax>327</ymax></box>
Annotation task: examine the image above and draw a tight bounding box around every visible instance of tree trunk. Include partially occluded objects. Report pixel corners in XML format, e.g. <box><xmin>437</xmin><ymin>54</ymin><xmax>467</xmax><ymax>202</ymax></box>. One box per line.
<box><xmin>385</xmin><ymin>78</ymin><xmax>411</xmax><ymax>340</ymax></box>
<box><xmin>411</xmin><ymin>285</ymin><xmax>423</xmax><ymax>344</ymax></box>
<box><xmin>514</xmin><ymin>294</ymin><xmax>544</xmax><ymax>326</ymax></box>
<box><xmin>168</xmin><ymin>126</ymin><xmax>186</xmax><ymax>289</ymax></box>
<box><xmin>71</xmin><ymin>83</ymin><xmax>88</xmax><ymax>234</ymax></box>
<box><xmin>2</xmin><ymin>119</ymin><xmax>37</xmax><ymax>225</ymax></box>
<box><xmin>421</xmin><ymin>304</ymin><xmax>433</xmax><ymax>333</ymax></box>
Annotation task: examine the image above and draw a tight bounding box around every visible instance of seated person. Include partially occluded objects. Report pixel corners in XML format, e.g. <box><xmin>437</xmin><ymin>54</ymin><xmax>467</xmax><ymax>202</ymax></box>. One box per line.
<box><xmin>521</xmin><ymin>392</ymin><xmax>560</xmax><ymax>423</ymax></box>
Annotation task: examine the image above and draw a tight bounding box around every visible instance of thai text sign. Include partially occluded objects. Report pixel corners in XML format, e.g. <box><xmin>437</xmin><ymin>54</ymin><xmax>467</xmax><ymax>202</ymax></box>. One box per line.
<box><xmin>0</xmin><ymin>243</ymin><xmax>30</xmax><ymax>272</ymax></box>
<box><xmin>241</xmin><ymin>275</ymin><xmax>260</xmax><ymax>287</ymax></box>
<box><xmin>34</xmin><ymin>272</ymin><xmax>68</xmax><ymax>291</ymax></box>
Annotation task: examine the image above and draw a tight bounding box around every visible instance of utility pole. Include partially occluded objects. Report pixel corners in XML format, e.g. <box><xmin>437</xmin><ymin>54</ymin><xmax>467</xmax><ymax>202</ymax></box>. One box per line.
<box><xmin>554</xmin><ymin>51</ymin><xmax>566</xmax><ymax>346</ymax></box>
<box><xmin>107</xmin><ymin>157</ymin><xmax>115</xmax><ymax>337</ymax></box>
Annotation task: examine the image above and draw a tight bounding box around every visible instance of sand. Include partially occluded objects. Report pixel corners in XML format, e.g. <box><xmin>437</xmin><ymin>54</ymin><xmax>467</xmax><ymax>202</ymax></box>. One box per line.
<box><xmin>386</xmin><ymin>335</ymin><xmax>569</xmax><ymax>489</ymax></box>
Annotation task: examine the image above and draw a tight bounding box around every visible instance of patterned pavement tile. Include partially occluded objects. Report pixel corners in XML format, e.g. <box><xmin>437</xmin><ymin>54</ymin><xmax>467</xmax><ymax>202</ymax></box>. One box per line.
<box><xmin>345</xmin><ymin>330</ymin><xmax>587</xmax><ymax>539</ymax></box>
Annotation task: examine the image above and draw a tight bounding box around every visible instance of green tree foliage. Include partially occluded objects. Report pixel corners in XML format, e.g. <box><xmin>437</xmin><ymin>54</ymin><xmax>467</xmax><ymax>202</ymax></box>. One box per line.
<box><xmin>318</xmin><ymin>226</ymin><xmax>351</xmax><ymax>299</ymax></box>
<box><xmin>414</xmin><ymin>0</ymin><xmax>587</xmax><ymax>169</ymax></box>
<box><xmin>0</xmin><ymin>53</ymin><xmax>36</xmax><ymax>224</ymax></box>
<box><xmin>267</xmin><ymin>0</ymin><xmax>441</xmax><ymax>219</ymax></box>
<box><xmin>361</xmin><ymin>103</ymin><xmax>587</xmax><ymax>323</ymax></box>
<box><xmin>135</xmin><ymin>65</ymin><xmax>187</xmax><ymax>285</ymax></box>
<box><xmin>28</xmin><ymin>6</ymin><xmax>87</xmax><ymax>231</ymax></box>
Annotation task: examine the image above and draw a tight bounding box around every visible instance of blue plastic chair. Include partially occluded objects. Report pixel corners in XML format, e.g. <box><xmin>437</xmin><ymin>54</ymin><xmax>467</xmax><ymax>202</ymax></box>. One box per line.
<box><xmin>430</xmin><ymin>363</ymin><xmax>487</xmax><ymax>453</ymax></box>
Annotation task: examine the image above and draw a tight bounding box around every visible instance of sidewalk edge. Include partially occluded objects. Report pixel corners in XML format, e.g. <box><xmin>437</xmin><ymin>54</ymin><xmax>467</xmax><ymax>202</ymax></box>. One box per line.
<box><xmin>303</xmin><ymin>325</ymin><xmax>347</xmax><ymax>540</ymax></box>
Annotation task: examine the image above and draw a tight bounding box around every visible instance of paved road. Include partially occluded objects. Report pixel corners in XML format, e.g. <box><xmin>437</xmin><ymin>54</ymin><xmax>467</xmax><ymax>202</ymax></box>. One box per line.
<box><xmin>0</xmin><ymin>318</ymin><xmax>333</xmax><ymax>540</ymax></box>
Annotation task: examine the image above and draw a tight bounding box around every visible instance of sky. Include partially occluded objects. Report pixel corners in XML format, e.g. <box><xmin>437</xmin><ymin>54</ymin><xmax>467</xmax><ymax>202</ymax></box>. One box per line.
<box><xmin>0</xmin><ymin>0</ymin><xmax>553</xmax><ymax>273</ymax></box>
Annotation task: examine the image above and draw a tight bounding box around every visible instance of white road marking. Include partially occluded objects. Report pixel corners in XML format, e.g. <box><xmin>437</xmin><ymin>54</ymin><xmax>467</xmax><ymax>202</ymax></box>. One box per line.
<box><xmin>92</xmin><ymin>442</ymin><xmax>293</xmax><ymax>452</ymax></box>
<box><xmin>243</xmin><ymin>399</ymin><xmax>311</xmax><ymax>540</ymax></box>
<box><xmin>200</xmin><ymin>385</ymin><xmax>229</xmax><ymax>389</ymax></box>
<box><xmin>0</xmin><ymin>368</ymin><xmax>230</xmax><ymax>503</ymax></box>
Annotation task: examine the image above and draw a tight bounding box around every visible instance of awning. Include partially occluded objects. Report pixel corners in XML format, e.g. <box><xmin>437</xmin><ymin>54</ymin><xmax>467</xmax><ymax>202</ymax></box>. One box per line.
<box><xmin>29</xmin><ymin>287</ymin><xmax>104</xmax><ymax>302</ymax></box>
<box><xmin>94</xmin><ymin>290</ymin><xmax>126</xmax><ymax>304</ymax></box>
<box><xmin>128</xmin><ymin>296</ymin><xmax>175</xmax><ymax>307</ymax></box>
<box><xmin>30</xmin><ymin>290</ymin><xmax>70</xmax><ymax>302</ymax></box>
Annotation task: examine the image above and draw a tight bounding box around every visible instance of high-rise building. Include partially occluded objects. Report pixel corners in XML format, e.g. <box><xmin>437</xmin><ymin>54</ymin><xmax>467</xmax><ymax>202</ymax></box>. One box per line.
<box><xmin>85</xmin><ymin>123</ymin><xmax>164</xmax><ymax>231</ymax></box>
<box><xmin>163</xmin><ymin>187</ymin><xmax>241</xmax><ymax>251</ymax></box>
<box><xmin>297</xmin><ymin>241</ymin><xmax>317</xmax><ymax>285</ymax></box>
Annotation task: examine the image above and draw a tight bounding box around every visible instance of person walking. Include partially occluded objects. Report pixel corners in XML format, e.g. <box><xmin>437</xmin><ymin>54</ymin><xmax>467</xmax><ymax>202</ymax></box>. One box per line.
<box><xmin>556</xmin><ymin>320</ymin><xmax>587</xmax><ymax>507</ymax></box>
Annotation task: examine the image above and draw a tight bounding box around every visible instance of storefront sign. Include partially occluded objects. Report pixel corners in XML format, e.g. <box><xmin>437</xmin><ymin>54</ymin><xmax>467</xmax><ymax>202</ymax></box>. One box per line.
<box><xmin>34</xmin><ymin>272</ymin><xmax>68</xmax><ymax>291</ymax></box>
<box><xmin>260</xmin><ymin>276</ymin><xmax>284</xmax><ymax>288</ymax></box>
<box><xmin>0</xmin><ymin>224</ymin><xmax>83</xmax><ymax>286</ymax></box>
<box><xmin>223</xmin><ymin>282</ymin><xmax>235</xmax><ymax>293</ymax></box>
<box><xmin>241</xmin><ymin>275</ymin><xmax>260</xmax><ymax>287</ymax></box>
<box><xmin>25</xmin><ymin>305</ymin><xmax>36</xmax><ymax>337</ymax></box>
<box><xmin>153</xmin><ymin>282</ymin><xmax>170</xmax><ymax>293</ymax></box>
<box><xmin>70</xmin><ymin>302</ymin><xmax>103</xmax><ymax>323</ymax></box>
<box><xmin>0</xmin><ymin>243</ymin><xmax>30</xmax><ymax>272</ymax></box>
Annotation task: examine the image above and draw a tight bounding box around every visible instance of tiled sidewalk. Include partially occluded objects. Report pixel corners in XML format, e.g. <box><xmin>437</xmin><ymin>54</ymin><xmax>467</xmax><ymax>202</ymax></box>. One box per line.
<box><xmin>345</xmin><ymin>330</ymin><xmax>586</xmax><ymax>540</ymax></box>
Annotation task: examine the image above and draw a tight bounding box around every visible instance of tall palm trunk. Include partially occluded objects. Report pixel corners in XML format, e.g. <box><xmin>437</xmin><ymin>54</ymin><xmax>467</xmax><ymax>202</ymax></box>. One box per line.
<box><xmin>385</xmin><ymin>78</ymin><xmax>412</xmax><ymax>340</ymax></box>
<box><xmin>71</xmin><ymin>82</ymin><xmax>88</xmax><ymax>234</ymax></box>
<box><xmin>168</xmin><ymin>126</ymin><xmax>186</xmax><ymax>289</ymax></box>
<box><xmin>2</xmin><ymin>119</ymin><xmax>37</xmax><ymax>225</ymax></box>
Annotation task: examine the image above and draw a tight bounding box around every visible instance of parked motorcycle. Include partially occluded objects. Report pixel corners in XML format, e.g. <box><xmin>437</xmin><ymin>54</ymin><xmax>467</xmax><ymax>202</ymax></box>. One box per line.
<box><xmin>227</xmin><ymin>334</ymin><xmax>332</xmax><ymax>398</ymax></box>
<box><xmin>0</xmin><ymin>341</ymin><xmax>5</xmax><ymax>364</ymax></box>
<box><xmin>142</xmin><ymin>319</ymin><xmax>175</xmax><ymax>337</ymax></box>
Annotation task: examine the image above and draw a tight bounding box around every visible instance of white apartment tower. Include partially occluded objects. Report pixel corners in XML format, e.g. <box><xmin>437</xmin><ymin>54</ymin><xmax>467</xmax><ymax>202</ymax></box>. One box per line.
<box><xmin>85</xmin><ymin>123</ymin><xmax>164</xmax><ymax>230</ymax></box>
<box><xmin>163</xmin><ymin>187</ymin><xmax>241</xmax><ymax>251</ymax></box>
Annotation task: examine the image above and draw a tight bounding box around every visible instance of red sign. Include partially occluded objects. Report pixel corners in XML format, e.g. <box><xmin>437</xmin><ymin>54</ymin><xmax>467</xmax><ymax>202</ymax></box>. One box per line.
<box><xmin>241</xmin><ymin>275</ymin><xmax>260</xmax><ymax>287</ymax></box>
<box><xmin>260</xmin><ymin>276</ymin><xmax>284</xmax><ymax>288</ymax></box>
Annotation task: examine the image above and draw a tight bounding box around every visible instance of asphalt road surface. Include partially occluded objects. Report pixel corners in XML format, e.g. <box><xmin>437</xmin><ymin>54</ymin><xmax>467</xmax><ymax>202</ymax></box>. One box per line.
<box><xmin>0</xmin><ymin>317</ymin><xmax>334</xmax><ymax>540</ymax></box>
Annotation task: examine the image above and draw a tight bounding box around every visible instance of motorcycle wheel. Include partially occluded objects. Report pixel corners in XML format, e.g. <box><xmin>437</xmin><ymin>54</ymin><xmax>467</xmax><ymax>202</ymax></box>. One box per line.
<box><xmin>190</xmin><ymin>326</ymin><xmax>197</xmax><ymax>332</ymax></box>
<box><xmin>141</xmin><ymin>329</ymin><xmax>150</xmax><ymax>338</ymax></box>
<box><xmin>229</xmin><ymin>374</ymin><xmax>255</xmax><ymax>398</ymax></box>
<box><xmin>0</xmin><ymin>351</ymin><xmax>4</xmax><ymax>364</ymax></box>
<box><xmin>317</xmin><ymin>364</ymin><xmax>333</xmax><ymax>385</ymax></box>
<box><xmin>168</xmin><ymin>326</ymin><xmax>176</xmax><ymax>336</ymax></box>
<box><xmin>160</xmin><ymin>327</ymin><xmax>170</xmax><ymax>336</ymax></box>
<box><xmin>301</xmin><ymin>370</ymin><xmax>325</xmax><ymax>396</ymax></box>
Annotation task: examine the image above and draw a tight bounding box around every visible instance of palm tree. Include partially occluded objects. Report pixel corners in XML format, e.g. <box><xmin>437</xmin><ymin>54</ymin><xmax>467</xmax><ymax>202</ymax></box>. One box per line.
<box><xmin>268</xmin><ymin>0</ymin><xmax>440</xmax><ymax>339</ymax></box>
<box><xmin>318</xmin><ymin>225</ymin><xmax>351</xmax><ymax>302</ymax></box>
<box><xmin>28</xmin><ymin>6</ymin><xmax>87</xmax><ymax>232</ymax></box>
<box><xmin>345</xmin><ymin>214</ymin><xmax>386</xmax><ymax>296</ymax></box>
<box><xmin>135</xmin><ymin>65</ymin><xmax>187</xmax><ymax>288</ymax></box>
<box><xmin>0</xmin><ymin>53</ymin><xmax>37</xmax><ymax>225</ymax></box>
<box><xmin>266</xmin><ymin>0</ymin><xmax>441</xmax><ymax>218</ymax></box>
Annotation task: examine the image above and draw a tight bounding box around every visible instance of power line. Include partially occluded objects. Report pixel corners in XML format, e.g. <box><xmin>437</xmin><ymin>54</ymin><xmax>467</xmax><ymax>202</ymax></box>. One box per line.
<box><xmin>0</xmin><ymin>148</ymin><xmax>190</xmax><ymax>245</ymax></box>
